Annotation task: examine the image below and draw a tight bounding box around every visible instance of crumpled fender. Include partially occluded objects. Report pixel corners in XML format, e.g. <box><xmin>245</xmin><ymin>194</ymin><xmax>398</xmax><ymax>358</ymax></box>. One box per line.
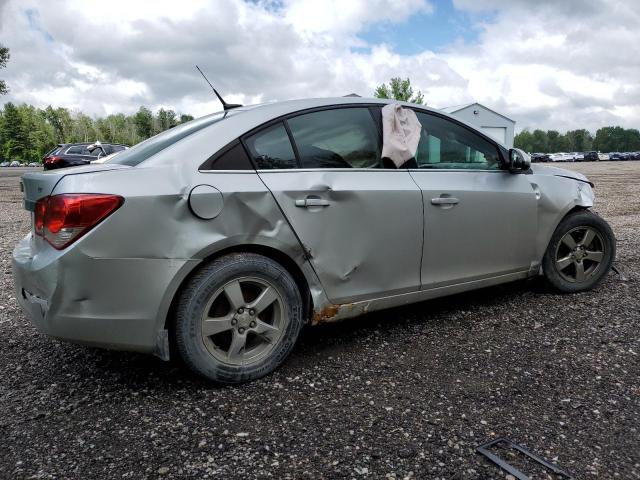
<box><xmin>530</xmin><ymin>168</ymin><xmax>595</xmax><ymax>261</ymax></box>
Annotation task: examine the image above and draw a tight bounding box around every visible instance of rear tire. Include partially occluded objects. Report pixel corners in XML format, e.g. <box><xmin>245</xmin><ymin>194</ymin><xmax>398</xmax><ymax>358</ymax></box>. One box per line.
<box><xmin>174</xmin><ymin>253</ymin><xmax>303</xmax><ymax>384</ymax></box>
<box><xmin>542</xmin><ymin>210</ymin><xmax>615</xmax><ymax>293</ymax></box>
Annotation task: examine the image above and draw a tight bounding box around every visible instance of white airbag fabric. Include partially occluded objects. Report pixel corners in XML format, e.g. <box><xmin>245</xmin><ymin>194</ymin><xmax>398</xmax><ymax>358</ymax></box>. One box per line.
<box><xmin>381</xmin><ymin>103</ymin><xmax>422</xmax><ymax>168</ymax></box>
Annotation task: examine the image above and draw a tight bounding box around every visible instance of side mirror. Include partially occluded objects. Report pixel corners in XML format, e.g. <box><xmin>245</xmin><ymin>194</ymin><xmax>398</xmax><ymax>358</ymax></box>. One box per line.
<box><xmin>508</xmin><ymin>148</ymin><xmax>531</xmax><ymax>171</ymax></box>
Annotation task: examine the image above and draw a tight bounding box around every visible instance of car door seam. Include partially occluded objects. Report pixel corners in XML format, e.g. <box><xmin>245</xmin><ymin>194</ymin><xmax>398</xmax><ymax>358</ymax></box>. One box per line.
<box><xmin>254</xmin><ymin>171</ymin><xmax>327</xmax><ymax>289</ymax></box>
<box><xmin>407</xmin><ymin>170</ymin><xmax>426</xmax><ymax>288</ymax></box>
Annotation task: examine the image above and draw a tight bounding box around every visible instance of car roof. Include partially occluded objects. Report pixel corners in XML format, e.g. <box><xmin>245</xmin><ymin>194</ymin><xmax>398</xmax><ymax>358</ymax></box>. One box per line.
<box><xmin>231</xmin><ymin>96</ymin><xmax>446</xmax><ymax>121</ymax></box>
<box><xmin>212</xmin><ymin>96</ymin><xmax>506</xmax><ymax>146</ymax></box>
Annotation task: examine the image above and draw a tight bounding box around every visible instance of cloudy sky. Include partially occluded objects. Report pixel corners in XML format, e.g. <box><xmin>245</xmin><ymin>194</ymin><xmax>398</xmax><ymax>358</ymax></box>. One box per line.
<box><xmin>1</xmin><ymin>0</ymin><xmax>639</xmax><ymax>132</ymax></box>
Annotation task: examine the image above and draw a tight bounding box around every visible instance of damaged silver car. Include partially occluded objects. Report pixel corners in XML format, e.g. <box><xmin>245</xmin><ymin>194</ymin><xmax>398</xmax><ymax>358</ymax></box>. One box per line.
<box><xmin>12</xmin><ymin>97</ymin><xmax>616</xmax><ymax>384</ymax></box>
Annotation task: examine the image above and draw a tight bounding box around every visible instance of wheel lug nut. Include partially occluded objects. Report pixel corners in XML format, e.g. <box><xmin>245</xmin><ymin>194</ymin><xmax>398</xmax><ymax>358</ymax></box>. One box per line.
<box><xmin>231</xmin><ymin>318</ymin><xmax>237</xmax><ymax>325</ymax></box>
<box><xmin>249</xmin><ymin>309</ymin><xmax>255</xmax><ymax>316</ymax></box>
<box><xmin>238</xmin><ymin>327</ymin><xmax>245</xmax><ymax>334</ymax></box>
<box><xmin>237</xmin><ymin>308</ymin><xmax>244</xmax><ymax>314</ymax></box>
<box><xmin>250</xmin><ymin>321</ymin><xmax>256</xmax><ymax>328</ymax></box>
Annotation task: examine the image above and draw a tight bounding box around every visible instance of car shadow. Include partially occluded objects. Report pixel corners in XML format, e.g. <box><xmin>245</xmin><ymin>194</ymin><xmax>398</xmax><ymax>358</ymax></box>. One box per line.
<box><xmin>60</xmin><ymin>277</ymin><xmax>553</xmax><ymax>390</ymax></box>
<box><xmin>297</xmin><ymin>277</ymin><xmax>547</xmax><ymax>346</ymax></box>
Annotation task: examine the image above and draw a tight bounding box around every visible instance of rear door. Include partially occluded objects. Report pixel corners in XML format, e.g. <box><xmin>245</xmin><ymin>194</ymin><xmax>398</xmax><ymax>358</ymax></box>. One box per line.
<box><xmin>249</xmin><ymin>106</ymin><xmax>424</xmax><ymax>304</ymax></box>
<box><xmin>409</xmin><ymin>110</ymin><xmax>538</xmax><ymax>288</ymax></box>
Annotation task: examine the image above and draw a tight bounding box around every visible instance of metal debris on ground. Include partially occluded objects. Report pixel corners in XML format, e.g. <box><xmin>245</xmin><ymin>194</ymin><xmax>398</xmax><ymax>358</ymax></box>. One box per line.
<box><xmin>476</xmin><ymin>437</ymin><xmax>573</xmax><ymax>480</ymax></box>
<box><xmin>611</xmin><ymin>263</ymin><xmax>628</xmax><ymax>281</ymax></box>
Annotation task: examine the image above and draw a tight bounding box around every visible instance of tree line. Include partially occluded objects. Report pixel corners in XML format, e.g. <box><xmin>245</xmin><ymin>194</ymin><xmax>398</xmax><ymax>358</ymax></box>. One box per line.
<box><xmin>514</xmin><ymin>127</ymin><xmax>640</xmax><ymax>153</ymax></box>
<box><xmin>0</xmin><ymin>103</ymin><xmax>194</xmax><ymax>162</ymax></box>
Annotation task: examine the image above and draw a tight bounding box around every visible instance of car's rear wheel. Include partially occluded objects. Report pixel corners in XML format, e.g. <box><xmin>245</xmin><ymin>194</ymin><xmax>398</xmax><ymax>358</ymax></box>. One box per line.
<box><xmin>174</xmin><ymin>253</ymin><xmax>303</xmax><ymax>384</ymax></box>
<box><xmin>543</xmin><ymin>210</ymin><xmax>615</xmax><ymax>292</ymax></box>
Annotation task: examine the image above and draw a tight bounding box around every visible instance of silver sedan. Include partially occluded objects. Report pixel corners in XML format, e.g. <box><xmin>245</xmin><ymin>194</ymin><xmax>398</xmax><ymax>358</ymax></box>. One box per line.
<box><xmin>12</xmin><ymin>97</ymin><xmax>616</xmax><ymax>384</ymax></box>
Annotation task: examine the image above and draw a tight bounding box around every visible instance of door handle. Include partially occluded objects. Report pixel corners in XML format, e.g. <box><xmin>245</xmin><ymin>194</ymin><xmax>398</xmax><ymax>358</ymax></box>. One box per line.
<box><xmin>431</xmin><ymin>197</ymin><xmax>459</xmax><ymax>205</ymax></box>
<box><xmin>295</xmin><ymin>197</ymin><xmax>330</xmax><ymax>208</ymax></box>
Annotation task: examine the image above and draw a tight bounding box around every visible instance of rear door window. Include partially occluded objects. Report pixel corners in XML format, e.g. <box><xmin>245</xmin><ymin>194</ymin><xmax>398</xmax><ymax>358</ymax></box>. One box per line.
<box><xmin>287</xmin><ymin>108</ymin><xmax>381</xmax><ymax>168</ymax></box>
<box><xmin>244</xmin><ymin>123</ymin><xmax>298</xmax><ymax>169</ymax></box>
<box><xmin>65</xmin><ymin>145</ymin><xmax>84</xmax><ymax>155</ymax></box>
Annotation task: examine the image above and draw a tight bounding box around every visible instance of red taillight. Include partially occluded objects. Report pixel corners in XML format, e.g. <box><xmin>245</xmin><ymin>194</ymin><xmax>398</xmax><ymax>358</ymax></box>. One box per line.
<box><xmin>34</xmin><ymin>194</ymin><xmax>124</xmax><ymax>249</ymax></box>
<box><xmin>44</xmin><ymin>155</ymin><xmax>62</xmax><ymax>165</ymax></box>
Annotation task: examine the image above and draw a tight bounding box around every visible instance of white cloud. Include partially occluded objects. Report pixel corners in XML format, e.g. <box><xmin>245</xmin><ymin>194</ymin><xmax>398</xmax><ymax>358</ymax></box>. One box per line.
<box><xmin>1</xmin><ymin>0</ymin><xmax>640</xmax><ymax>133</ymax></box>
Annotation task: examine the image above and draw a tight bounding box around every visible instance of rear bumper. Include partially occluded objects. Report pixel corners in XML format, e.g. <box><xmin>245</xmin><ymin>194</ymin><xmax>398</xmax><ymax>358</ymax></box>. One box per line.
<box><xmin>12</xmin><ymin>233</ymin><xmax>195</xmax><ymax>354</ymax></box>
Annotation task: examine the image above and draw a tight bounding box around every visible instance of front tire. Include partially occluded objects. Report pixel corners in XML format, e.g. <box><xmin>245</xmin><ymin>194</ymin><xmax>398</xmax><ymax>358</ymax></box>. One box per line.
<box><xmin>542</xmin><ymin>210</ymin><xmax>615</xmax><ymax>293</ymax></box>
<box><xmin>174</xmin><ymin>253</ymin><xmax>304</xmax><ymax>384</ymax></box>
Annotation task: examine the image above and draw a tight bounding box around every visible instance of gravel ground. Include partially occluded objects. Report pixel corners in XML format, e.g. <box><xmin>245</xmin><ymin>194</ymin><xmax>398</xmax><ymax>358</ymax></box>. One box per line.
<box><xmin>0</xmin><ymin>163</ymin><xmax>638</xmax><ymax>479</ymax></box>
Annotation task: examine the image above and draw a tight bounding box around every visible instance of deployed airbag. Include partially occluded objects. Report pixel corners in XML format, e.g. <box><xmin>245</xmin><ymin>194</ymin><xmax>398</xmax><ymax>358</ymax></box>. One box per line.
<box><xmin>381</xmin><ymin>104</ymin><xmax>422</xmax><ymax>168</ymax></box>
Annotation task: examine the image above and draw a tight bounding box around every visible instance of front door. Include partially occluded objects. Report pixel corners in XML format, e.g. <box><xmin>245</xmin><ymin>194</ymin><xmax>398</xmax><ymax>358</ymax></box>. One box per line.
<box><xmin>245</xmin><ymin>107</ymin><xmax>424</xmax><ymax>304</ymax></box>
<box><xmin>409</xmin><ymin>110</ymin><xmax>538</xmax><ymax>288</ymax></box>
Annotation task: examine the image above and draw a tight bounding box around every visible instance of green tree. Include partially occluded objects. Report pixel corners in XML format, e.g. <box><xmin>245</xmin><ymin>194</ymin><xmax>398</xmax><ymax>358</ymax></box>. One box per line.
<box><xmin>622</xmin><ymin>128</ymin><xmax>640</xmax><ymax>151</ymax></box>
<box><xmin>0</xmin><ymin>101</ymin><xmax>193</xmax><ymax>161</ymax></box>
<box><xmin>374</xmin><ymin>77</ymin><xmax>424</xmax><ymax>104</ymax></box>
<box><xmin>1</xmin><ymin>102</ymin><xmax>28</xmax><ymax>159</ymax></box>
<box><xmin>43</xmin><ymin>106</ymin><xmax>73</xmax><ymax>143</ymax></box>
<box><xmin>514</xmin><ymin>129</ymin><xmax>534</xmax><ymax>152</ymax></box>
<box><xmin>0</xmin><ymin>44</ymin><xmax>9</xmax><ymax>95</ymax></box>
<box><xmin>547</xmin><ymin>130</ymin><xmax>570</xmax><ymax>152</ymax></box>
<box><xmin>593</xmin><ymin>126</ymin><xmax>625</xmax><ymax>152</ymax></box>
<box><xmin>18</xmin><ymin>104</ymin><xmax>56</xmax><ymax>161</ymax></box>
<box><xmin>531</xmin><ymin>129</ymin><xmax>548</xmax><ymax>152</ymax></box>
<box><xmin>565</xmin><ymin>129</ymin><xmax>593</xmax><ymax>152</ymax></box>
<box><xmin>155</xmin><ymin>108</ymin><xmax>177</xmax><ymax>133</ymax></box>
<box><xmin>133</xmin><ymin>106</ymin><xmax>153</xmax><ymax>139</ymax></box>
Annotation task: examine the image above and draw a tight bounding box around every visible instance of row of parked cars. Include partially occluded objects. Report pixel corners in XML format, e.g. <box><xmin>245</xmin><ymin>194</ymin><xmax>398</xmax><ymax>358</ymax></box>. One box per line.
<box><xmin>0</xmin><ymin>141</ymin><xmax>129</xmax><ymax>170</ymax></box>
<box><xmin>0</xmin><ymin>160</ymin><xmax>41</xmax><ymax>167</ymax></box>
<box><xmin>531</xmin><ymin>151</ymin><xmax>640</xmax><ymax>162</ymax></box>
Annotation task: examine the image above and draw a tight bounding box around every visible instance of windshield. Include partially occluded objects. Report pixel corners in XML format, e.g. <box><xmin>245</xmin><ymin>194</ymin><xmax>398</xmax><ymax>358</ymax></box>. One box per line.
<box><xmin>109</xmin><ymin>111</ymin><xmax>231</xmax><ymax>166</ymax></box>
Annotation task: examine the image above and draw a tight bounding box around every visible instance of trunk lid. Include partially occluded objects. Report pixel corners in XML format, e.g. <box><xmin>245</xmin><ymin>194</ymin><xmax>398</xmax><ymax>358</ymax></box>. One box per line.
<box><xmin>21</xmin><ymin>164</ymin><xmax>131</xmax><ymax>212</ymax></box>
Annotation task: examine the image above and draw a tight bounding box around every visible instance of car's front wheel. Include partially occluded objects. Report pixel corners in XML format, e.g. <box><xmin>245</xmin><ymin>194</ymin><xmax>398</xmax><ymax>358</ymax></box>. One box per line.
<box><xmin>174</xmin><ymin>253</ymin><xmax>304</xmax><ymax>384</ymax></box>
<box><xmin>542</xmin><ymin>210</ymin><xmax>615</xmax><ymax>292</ymax></box>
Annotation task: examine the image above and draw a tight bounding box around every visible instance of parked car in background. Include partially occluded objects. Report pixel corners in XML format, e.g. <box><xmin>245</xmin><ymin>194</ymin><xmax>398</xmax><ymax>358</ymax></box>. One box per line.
<box><xmin>629</xmin><ymin>152</ymin><xmax>640</xmax><ymax>160</ymax></box>
<box><xmin>43</xmin><ymin>142</ymin><xmax>129</xmax><ymax>170</ymax></box>
<box><xmin>572</xmin><ymin>152</ymin><xmax>584</xmax><ymax>161</ymax></box>
<box><xmin>549</xmin><ymin>152</ymin><xmax>574</xmax><ymax>162</ymax></box>
<box><xmin>598</xmin><ymin>152</ymin><xmax>609</xmax><ymax>161</ymax></box>
<box><xmin>9</xmin><ymin>160</ymin><xmax>22</xmax><ymax>167</ymax></box>
<box><xmin>609</xmin><ymin>152</ymin><xmax>624</xmax><ymax>161</ymax></box>
<box><xmin>13</xmin><ymin>97</ymin><xmax>616</xmax><ymax>384</ymax></box>
<box><xmin>583</xmin><ymin>151</ymin><xmax>599</xmax><ymax>162</ymax></box>
<box><xmin>531</xmin><ymin>153</ymin><xmax>550</xmax><ymax>162</ymax></box>
<box><xmin>28</xmin><ymin>162</ymin><xmax>41</xmax><ymax>167</ymax></box>
<box><xmin>0</xmin><ymin>161</ymin><xmax>10</xmax><ymax>167</ymax></box>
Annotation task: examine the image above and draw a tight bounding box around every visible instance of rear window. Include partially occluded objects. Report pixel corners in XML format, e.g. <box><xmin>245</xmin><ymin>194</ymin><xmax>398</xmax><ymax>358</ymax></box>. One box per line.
<box><xmin>109</xmin><ymin>112</ymin><xmax>231</xmax><ymax>166</ymax></box>
<box><xmin>46</xmin><ymin>146</ymin><xmax>63</xmax><ymax>156</ymax></box>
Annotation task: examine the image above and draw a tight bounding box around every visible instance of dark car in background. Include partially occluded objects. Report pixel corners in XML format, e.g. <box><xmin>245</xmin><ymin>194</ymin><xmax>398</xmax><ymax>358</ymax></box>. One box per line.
<box><xmin>43</xmin><ymin>142</ymin><xmax>128</xmax><ymax>170</ymax></box>
<box><xmin>583</xmin><ymin>151</ymin><xmax>599</xmax><ymax>162</ymax></box>
<box><xmin>531</xmin><ymin>153</ymin><xmax>550</xmax><ymax>162</ymax></box>
<box><xmin>609</xmin><ymin>152</ymin><xmax>624</xmax><ymax>161</ymax></box>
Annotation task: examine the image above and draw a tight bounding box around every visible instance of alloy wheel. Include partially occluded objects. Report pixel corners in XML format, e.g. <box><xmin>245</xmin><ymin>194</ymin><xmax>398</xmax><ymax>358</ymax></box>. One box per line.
<box><xmin>200</xmin><ymin>276</ymin><xmax>288</xmax><ymax>365</ymax></box>
<box><xmin>554</xmin><ymin>226</ymin><xmax>605</xmax><ymax>283</ymax></box>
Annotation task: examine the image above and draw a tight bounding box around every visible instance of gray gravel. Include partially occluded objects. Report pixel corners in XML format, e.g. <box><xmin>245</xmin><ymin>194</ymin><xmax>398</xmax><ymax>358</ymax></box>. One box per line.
<box><xmin>1</xmin><ymin>162</ymin><xmax>639</xmax><ymax>479</ymax></box>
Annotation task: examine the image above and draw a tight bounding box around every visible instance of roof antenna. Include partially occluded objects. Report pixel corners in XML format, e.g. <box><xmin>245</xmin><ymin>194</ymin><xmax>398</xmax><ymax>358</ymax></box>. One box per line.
<box><xmin>196</xmin><ymin>65</ymin><xmax>242</xmax><ymax>111</ymax></box>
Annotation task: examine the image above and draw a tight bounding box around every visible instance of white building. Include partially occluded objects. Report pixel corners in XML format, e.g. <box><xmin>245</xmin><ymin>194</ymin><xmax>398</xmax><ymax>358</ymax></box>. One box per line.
<box><xmin>441</xmin><ymin>103</ymin><xmax>515</xmax><ymax>148</ymax></box>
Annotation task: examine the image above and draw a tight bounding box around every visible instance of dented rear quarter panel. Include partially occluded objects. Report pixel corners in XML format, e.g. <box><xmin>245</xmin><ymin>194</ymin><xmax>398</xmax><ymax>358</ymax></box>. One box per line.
<box><xmin>29</xmin><ymin>162</ymin><xmax>328</xmax><ymax>353</ymax></box>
